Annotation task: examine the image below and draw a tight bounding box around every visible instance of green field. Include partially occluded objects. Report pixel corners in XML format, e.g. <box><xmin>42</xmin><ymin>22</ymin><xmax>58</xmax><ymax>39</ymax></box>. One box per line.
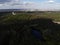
<box><xmin>0</xmin><ymin>12</ymin><xmax>60</xmax><ymax>45</ymax></box>
<box><xmin>0</xmin><ymin>12</ymin><xmax>60</xmax><ymax>23</ymax></box>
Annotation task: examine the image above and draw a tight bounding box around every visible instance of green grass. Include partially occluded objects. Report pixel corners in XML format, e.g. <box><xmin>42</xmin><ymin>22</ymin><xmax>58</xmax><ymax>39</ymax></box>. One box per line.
<box><xmin>0</xmin><ymin>12</ymin><xmax>60</xmax><ymax>23</ymax></box>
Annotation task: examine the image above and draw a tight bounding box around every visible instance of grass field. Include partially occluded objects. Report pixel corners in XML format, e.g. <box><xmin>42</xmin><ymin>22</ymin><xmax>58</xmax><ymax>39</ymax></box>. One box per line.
<box><xmin>0</xmin><ymin>12</ymin><xmax>60</xmax><ymax>23</ymax></box>
<box><xmin>0</xmin><ymin>12</ymin><xmax>60</xmax><ymax>45</ymax></box>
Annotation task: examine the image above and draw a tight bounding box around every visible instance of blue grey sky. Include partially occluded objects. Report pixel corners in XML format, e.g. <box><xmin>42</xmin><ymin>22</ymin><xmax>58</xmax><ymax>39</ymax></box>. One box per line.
<box><xmin>0</xmin><ymin>0</ymin><xmax>60</xmax><ymax>10</ymax></box>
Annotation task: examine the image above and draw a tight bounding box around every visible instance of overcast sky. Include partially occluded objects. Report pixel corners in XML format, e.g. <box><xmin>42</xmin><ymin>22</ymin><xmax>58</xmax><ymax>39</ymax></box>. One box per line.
<box><xmin>0</xmin><ymin>0</ymin><xmax>60</xmax><ymax>10</ymax></box>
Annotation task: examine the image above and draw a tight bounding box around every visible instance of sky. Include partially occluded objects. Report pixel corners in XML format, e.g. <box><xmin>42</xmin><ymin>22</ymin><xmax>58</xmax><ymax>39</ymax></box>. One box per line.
<box><xmin>0</xmin><ymin>0</ymin><xmax>60</xmax><ymax>10</ymax></box>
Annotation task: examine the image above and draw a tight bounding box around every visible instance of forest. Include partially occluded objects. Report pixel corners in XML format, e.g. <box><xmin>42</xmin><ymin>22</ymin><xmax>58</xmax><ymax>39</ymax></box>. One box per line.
<box><xmin>0</xmin><ymin>12</ymin><xmax>60</xmax><ymax>45</ymax></box>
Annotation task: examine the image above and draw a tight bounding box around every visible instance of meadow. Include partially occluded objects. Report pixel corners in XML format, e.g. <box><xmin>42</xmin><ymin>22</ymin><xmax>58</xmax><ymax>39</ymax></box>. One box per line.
<box><xmin>0</xmin><ymin>11</ymin><xmax>60</xmax><ymax>23</ymax></box>
<box><xmin>0</xmin><ymin>11</ymin><xmax>60</xmax><ymax>45</ymax></box>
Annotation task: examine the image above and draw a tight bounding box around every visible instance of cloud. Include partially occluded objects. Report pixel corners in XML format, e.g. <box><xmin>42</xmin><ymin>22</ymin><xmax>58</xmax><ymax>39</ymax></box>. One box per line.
<box><xmin>48</xmin><ymin>0</ymin><xmax>54</xmax><ymax>2</ymax></box>
<box><xmin>0</xmin><ymin>0</ymin><xmax>60</xmax><ymax>11</ymax></box>
<box><xmin>0</xmin><ymin>0</ymin><xmax>12</xmax><ymax>3</ymax></box>
<box><xmin>20</xmin><ymin>0</ymin><xmax>60</xmax><ymax>11</ymax></box>
<box><xmin>0</xmin><ymin>0</ymin><xmax>20</xmax><ymax>4</ymax></box>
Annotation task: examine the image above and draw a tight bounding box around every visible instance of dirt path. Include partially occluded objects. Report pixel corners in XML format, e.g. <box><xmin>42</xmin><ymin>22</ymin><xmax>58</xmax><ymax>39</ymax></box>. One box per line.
<box><xmin>53</xmin><ymin>21</ymin><xmax>60</xmax><ymax>24</ymax></box>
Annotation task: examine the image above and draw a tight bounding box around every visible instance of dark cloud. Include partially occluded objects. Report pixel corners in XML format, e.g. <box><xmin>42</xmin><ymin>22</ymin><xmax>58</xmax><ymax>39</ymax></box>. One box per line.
<box><xmin>0</xmin><ymin>0</ymin><xmax>12</xmax><ymax>3</ymax></box>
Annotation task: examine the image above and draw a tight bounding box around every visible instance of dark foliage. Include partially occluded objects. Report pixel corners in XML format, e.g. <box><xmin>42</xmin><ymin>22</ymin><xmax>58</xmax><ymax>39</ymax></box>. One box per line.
<box><xmin>0</xmin><ymin>18</ymin><xmax>60</xmax><ymax>45</ymax></box>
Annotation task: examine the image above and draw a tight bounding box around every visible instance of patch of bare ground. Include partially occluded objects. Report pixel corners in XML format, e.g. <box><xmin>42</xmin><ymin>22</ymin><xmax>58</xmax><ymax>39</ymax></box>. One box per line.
<box><xmin>53</xmin><ymin>21</ymin><xmax>60</xmax><ymax>24</ymax></box>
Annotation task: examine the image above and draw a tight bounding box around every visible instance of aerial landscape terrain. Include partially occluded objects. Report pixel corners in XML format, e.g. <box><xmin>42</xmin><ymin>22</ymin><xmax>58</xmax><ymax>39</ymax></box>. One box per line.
<box><xmin>0</xmin><ymin>11</ymin><xmax>60</xmax><ymax>45</ymax></box>
<box><xmin>1</xmin><ymin>0</ymin><xmax>60</xmax><ymax>45</ymax></box>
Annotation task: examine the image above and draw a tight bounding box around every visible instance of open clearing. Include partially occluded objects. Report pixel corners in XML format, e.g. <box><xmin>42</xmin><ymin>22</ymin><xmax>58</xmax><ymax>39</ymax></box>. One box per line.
<box><xmin>0</xmin><ymin>12</ymin><xmax>60</xmax><ymax>23</ymax></box>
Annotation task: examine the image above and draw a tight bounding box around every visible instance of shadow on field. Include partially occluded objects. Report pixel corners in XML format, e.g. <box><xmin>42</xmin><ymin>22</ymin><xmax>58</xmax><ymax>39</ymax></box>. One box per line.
<box><xmin>0</xmin><ymin>18</ymin><xmax>60</xmax><ymax>45</ymax></box>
